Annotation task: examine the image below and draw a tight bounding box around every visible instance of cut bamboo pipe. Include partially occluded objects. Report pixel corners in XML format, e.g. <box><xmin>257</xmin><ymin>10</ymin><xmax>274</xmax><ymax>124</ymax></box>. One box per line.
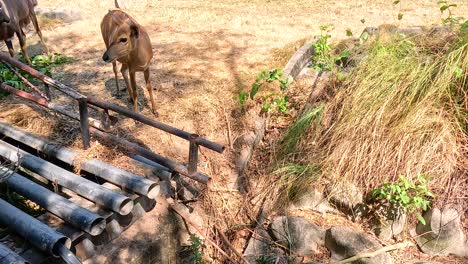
<box><xmin>0</xmin><ymin>122</ymin><xmax>159</xmax><ymax>199</ymax></box>
<box><xmin>0</xmin><ymin>166</ymin><xmax>106</xmax><ymax>236</ymax></box>
<box><xmin>0</xmin><ymin>140</ymin><xmax>133</xmax><ymax>215</ymax></box>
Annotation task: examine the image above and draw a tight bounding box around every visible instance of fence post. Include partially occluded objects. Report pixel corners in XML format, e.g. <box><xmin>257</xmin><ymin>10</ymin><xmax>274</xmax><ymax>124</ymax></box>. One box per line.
<box><xmin>78</xmin><ymin>98</ymin><xmax>90</xmax><ymax>149</ymax></box>
<box><xmin>44</xmin><ymin>83</ymin><xmax>51</xmax><ymax>100</ymax></box>
<box><xmin>188</xmin><ymin>134</ymin><xmax>199</xmax><ymax>175</ymax></box>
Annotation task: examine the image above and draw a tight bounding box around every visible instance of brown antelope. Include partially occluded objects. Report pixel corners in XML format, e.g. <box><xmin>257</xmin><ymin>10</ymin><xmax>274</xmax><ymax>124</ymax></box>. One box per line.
<box><xmin>0</xmin><ymin>0</ymin><xmax>49</xmax><ymax>65</ymax></box>
<box><xmin>100</xmin><ymin>8</ymin><xmax>158</xmax><ymax>116</ymax></box>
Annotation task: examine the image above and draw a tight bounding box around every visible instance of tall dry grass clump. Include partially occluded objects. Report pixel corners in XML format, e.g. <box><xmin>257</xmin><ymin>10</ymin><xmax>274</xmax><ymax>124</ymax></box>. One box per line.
<box><xmin>311</xmin><ymin>29</ymin><xmax>467</xmax><ymax>199</ymax></box>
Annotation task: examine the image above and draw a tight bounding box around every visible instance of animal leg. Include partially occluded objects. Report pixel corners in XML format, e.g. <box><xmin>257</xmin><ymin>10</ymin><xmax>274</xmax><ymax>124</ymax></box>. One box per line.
<box><xmin>144</xmin><ymin>69</ymin><xmax>158</xmax><ymax>116</ymax></box>
<box><xmin>120</xmin><ymin>64</ymin><xmax>133</xmax><ymax>100</ymax></box>
<box><xmin>112</xmin><ymin>61</ymin><xmax>120</xmax><ymax>97</ymax></box>
<box><xmin>129</xmin><ymin>70</ymin><xmax>138</xmax><ymax>112</ymax></box>
<box><xmin>16</xmin><ymin>31</ymin><xmax>32</xmax><ymax>66</ymax></box>
<box><xmin>30</xmin><ymin>10</ymin><xmax>49</xmax><ymax>55</ymax></box>
<box><xmin>5</xmin><ymin>40</ymin><xmax>14</xmax><ymax>57</ymax></box>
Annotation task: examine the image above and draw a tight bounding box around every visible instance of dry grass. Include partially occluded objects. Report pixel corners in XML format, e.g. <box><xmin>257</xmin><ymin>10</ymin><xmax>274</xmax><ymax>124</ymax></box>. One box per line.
<box><xmin>296</xmin><ymin>29</ymin><xmax>467</xmax><ymax>202</ymax></box>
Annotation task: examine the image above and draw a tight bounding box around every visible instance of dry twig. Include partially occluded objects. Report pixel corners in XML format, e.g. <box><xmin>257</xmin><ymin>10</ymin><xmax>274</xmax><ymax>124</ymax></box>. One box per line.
<box><xmin>214</xmin><ymin>224</ymin><xmax>250</xmax><ymax>264</ymax></box>
<box><xmin>223</xmin><ymin>107</ymin><xmax>233</xmax><ymax>150</ymax></box>
<box><xmin>332</xmin><ymin>241</ymin><xmax>414</xmax><ymax>264</ymax></box>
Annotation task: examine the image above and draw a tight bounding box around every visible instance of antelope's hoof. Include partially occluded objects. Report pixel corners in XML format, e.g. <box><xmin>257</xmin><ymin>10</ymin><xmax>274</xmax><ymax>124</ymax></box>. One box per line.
<box><xmin>152</xmin><ymin>110</ymin><xmax>159</xmax><ymax>117</ymax></box>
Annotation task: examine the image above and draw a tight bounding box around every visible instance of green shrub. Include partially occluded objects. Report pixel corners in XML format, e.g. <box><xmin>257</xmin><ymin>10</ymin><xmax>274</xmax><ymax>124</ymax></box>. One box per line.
<box><xmin>372</xmin><ymin>174</ymin><xmax>435</xmax><ymax>225</ymax></box>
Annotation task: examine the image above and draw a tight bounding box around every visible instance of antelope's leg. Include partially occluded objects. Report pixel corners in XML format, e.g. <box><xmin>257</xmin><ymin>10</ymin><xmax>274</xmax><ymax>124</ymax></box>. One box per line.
<box><xmin>112</xmin><ymin>61</ymin><xmax>120</xmax><ymax>97</ymax></box>
<box><xmin>5</xmin><ymin>40</ymin><xmax>14</xmax><ymax>57</ymax></box>
<box><xmin>120</xmin><ymin>63</ymin><xmax>133</xmax><ymax>100</ymax></box>
<box><xmin>144</xmin><ymin>69</ymin><xmax>158</xmax><ymax>116</ymax></box>
<box><xmin>129</xmin><ymin>70</ymin><xmax>138</xmax><ymax>112</ymax></box>
<box><xmin>30</xmin><ymin>11</ymin><xmax>49</xmax><ymax>54</ymax></box>
<box><xmin>17</xmin><ymin>30</ymin><xmax>32</xmax><ymax>66</ymax></box>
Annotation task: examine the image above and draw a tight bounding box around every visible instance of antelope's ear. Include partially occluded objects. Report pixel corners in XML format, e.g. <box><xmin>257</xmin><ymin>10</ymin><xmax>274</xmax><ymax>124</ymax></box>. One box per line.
<box><xmin>130</xmin><ymin>24</ymin><xmax>139</xmax><ymax>38</ymax></box>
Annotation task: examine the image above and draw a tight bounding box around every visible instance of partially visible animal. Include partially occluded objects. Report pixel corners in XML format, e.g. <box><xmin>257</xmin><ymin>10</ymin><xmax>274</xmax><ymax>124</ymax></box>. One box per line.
<box><xmin>0</xmin><ymin>0</ymin><xmax>49</xmax><ymax>65</ymax></box>
<box><xmin>100</xmin><ymin>8</ymin><xmax>158</xmax><ymax>115</ymax></box>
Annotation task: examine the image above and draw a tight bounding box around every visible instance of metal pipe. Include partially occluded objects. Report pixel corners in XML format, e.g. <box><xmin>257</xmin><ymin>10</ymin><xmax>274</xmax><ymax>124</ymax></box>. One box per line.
<box><xmin>0</xmin><ymin>198</ymin><xmax>71</xmax><ymax>257</ymax></box>
<box><xmin>188</xmin><ymin>134</ymin><xmax>199</xmax><ymax>175</ymax></box>
<box><xmin>0</xmin><ymin>140</ymin><xmax>134</xmax><ymax>215</ymax></box>
<box><xmin>129</xmin><ymin>154</ymin><xmax>172</xmax><ymax>177</ymax></box>
<box><xmin>0</xmin><ymin>244</ymin><xmax>29</xmax><ymax>264</ymax></box>
<box><xmin>0</xmin><ymin>84</ymin><xmax>106</xmax><ymax>131</ymax></box>
<box><xmin>86</xmin><ymin>96</ymin><xmax>225</xmax><ymax>153</ymax></box>
<box><xmin>56</xmin><ymin>244</ymin><xmax>82</xmax><ymax>264</ymax></box>
<box><xmin>0</xmin><ymin>166</ymin><xmax>106</xmax><ymax>236</ymax></box>
<box><xmin>0</xmin><ymin>52</ymin><xmax>85</xmax><ymax>100</ymax></box>
<box><xmin>79</xmin><ymin>160</ymin><xmax>160</xmax><ymax>199</ymax></box>
<box><xmin>0</xmin><ymin>84</ymin><xmax>209</xmax><ymax>183</ymax></box>
<box><xmin>0</xmin><ymin>83</ymin><xmax>49</xmax><ymax>107</ymax></box>
<box><xmin>0</xmin><ymin>122</ymin><xmax>160</xmax><ymax>199</ymax></box>
<box><xmin>89</xmin><ymin>127</ymin><xmax>211</xmax><ymax>184</ymax></box>
<box><xmin>129</xmin><ymin>154</ymin><xmax>174</xmax><ymax>197</ymax></box>
<box><xmin>78</xmin><ymin>98</ymin><xmax>90</xmax><ymax>150</ymax></box>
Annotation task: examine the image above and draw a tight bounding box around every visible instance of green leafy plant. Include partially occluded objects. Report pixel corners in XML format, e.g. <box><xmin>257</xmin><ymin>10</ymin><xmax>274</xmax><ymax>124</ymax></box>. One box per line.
<box><xmin>0</xmin><ymin>53</ymin><xmax>72</xmax><ymax>99</ymax></box>
<box><xmin>261</xmin><ymin>93</ymin><xmax>289</xmax><ymax>114</ymax></box>
<box><xmin>461</xmin><ymin>20</ymin><xmax>468</xmax><ymax>30</ymax></box>
<box><xmin>188</xmin><ymin>234</ymin><xmax>205</xmax><ymax>264</ymax></box>
<box><xmin>31</xmin><ymin>53</ymin><xmax>73</xmax><ymax>74</ymax></box>
<box><xmin>249</xmin><ymin>69</ymin><xmax>289</xmax><ymax>100</ymax></box>
<box><xmin>372</xmin><ymin>174</ymin><xmax>435</xmax><ymax>225</ymax></box>
<box><xmin>310</xmin><ymin>25</ymin><xmax>349</xmax><ymax>72</ymax></box>
<box><xmin>438</xmin><ymin>0</ymin><xmax>464</xmax><ymax>26</ymax></box>
<box><xmin>238</xmin><ymin>90</ymin><xmax>248</xmax><ymax>105</ymax></box>
<box><xmin>239</xmin><ymin>69</ymin><xmax>291</xmax><ymax>114</ymax></box>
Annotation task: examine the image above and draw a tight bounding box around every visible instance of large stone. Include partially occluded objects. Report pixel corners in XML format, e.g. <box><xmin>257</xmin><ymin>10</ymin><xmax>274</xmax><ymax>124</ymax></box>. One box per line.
<box><xmin>289</xmin><ymin>189</ymin><xmax>337</xmax><ymax>214</ymax></box>
<box><xmin>412</xmin><ymin>207</ymin><xmax>467</xmax><ymax>257</ymax></box>
<box><xmin>372</xmin><ymin>205</ymin><xmax>406</xmax><ymax>241</ymax></box>
<box><xmin>244</xmin><ymin>228</ymin><xmax>285</xmax><ymax>263</ymax></box>
<box><xmin>325</xmin><ymin>226</ymin><xmax>392</xmax><ymax>264</ymax></box>
<box><xmin>327</xmin><ymin>181</ymin><xmax>364</xmax><ymax>214</ymax></box>
<box><xmin>35</xmin><ymin>8</ymin><xmax>82</xmax><ymax>23</ymax></box>
<box><xmin>282</xmin><ymin>40</ymin><xmax>315</xmax><ymax>81</ymax></box>
<box><xmin>269</xmin><ymin>216</ymin><xmax>325</xmax><ymax>256</ymax></box>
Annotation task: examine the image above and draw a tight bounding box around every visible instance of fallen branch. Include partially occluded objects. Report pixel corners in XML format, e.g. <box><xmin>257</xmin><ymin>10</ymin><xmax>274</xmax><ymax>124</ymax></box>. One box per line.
<box><xmin>223</xmin><ymin>107</ymin><xmax>233</xmax><ymax>150</ymax></box>
<box><xmin>333</xmin><ymin>241</ymin><xmax>415</xmax><ymax>264</ymax></box>
<box><xmin>214</xmin><ymin>224</ymin><xmax>250</xmax><ymax>264</ymax></box>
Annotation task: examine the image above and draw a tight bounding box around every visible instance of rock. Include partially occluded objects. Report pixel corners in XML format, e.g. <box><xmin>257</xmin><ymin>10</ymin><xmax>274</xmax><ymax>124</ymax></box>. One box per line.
<box><xmin>412</xmin><ymin>207</ymin><xmax>467</xmax><ymax>257</ymax></box>
<box><xmin>282</xmin><ymin>40</ymin><xmax>315</xmax><ymax>81</ymax></box>
<box><xmin>372</xmin><ymin>205</ymin><xmax>406</xmax><ymax>241</ymax></box>
<box><xmin>289</xmin><ymin>189</ymin><xmax>337</xmax><ymax>214</ymax></box>
<box><xmin>243</xmin><ymin>228</ymin><xmax>293</xmax><ymax>264</ymax></box>
<box><xmin>325</xmin><ymin>226</ymin><xmax>392</xmax><ymax>264</ymax></box>
<box><xmin>35</xmin><ymin>8</ymin><xmax>82</xmax><ymax>23</ymax></box>
<box><xmin>327</xmin><ymin>182</ymin><xmax>363</xmax><ymax>214</ymax></box>
<box><xmin>269</xmin><ymin>216</ymin><xmax>325</xmax><ymax>256</ymax></box>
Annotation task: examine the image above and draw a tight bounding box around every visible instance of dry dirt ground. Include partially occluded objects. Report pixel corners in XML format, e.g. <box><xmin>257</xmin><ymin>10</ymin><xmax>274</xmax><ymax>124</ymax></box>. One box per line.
<box><xmin>1</xmin><ymin>0</ymin><xmax>467</xmax><ymax>263</ymax></box>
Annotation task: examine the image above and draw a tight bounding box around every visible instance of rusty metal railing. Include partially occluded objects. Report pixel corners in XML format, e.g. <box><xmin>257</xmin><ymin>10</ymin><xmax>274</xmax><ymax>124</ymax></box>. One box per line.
<box><xmin>0</xmin><ymin>51</ymin><xmax>224</xmax><ymax>183</ymax></box>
